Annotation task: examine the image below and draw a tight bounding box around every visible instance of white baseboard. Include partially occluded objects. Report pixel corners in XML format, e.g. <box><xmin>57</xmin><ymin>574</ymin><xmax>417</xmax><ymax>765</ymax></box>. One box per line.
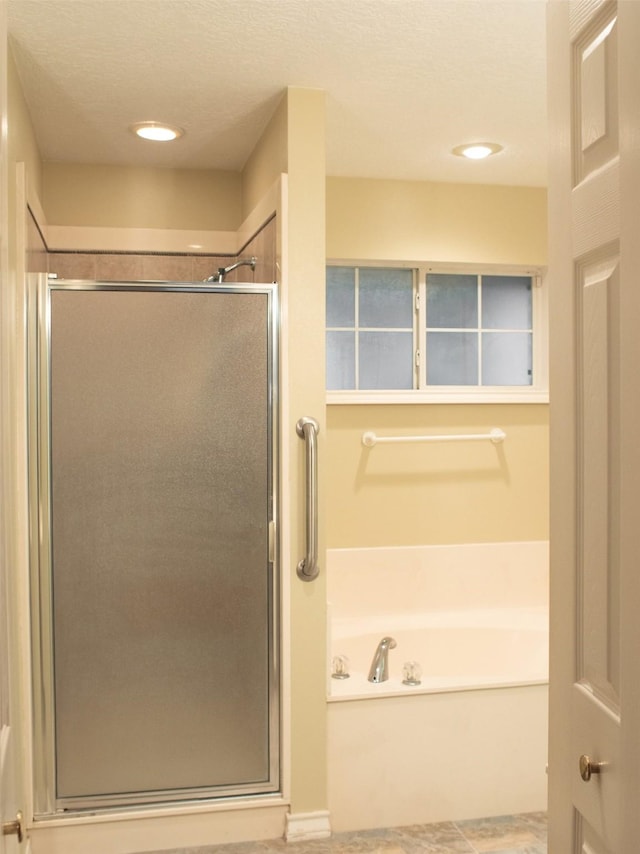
<box><xmin>285</xmin><ymin>810</ymin><xmax>331</xmax><ymax>842</ymax></box>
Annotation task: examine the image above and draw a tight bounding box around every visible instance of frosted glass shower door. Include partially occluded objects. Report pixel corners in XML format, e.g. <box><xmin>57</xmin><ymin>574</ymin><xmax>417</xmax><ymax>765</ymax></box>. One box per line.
<box><xmin>33</xmin><ymin>281</ymin><xmax>279</xmax><ymax>812</ymax></box>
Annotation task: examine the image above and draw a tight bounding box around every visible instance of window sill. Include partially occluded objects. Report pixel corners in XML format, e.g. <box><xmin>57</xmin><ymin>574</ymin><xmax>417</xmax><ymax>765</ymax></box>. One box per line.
<box><xmin>326</xmin><ymin>388</ymin><xmax>550</xmax><ymax>405</ymax></box>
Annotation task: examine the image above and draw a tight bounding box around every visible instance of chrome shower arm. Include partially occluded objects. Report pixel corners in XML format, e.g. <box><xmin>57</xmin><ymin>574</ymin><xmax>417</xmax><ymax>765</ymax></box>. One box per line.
<box><xmin>205</xmin><ymin>256</ymin><xmax>257</xmax><ymax>283</ymax></box>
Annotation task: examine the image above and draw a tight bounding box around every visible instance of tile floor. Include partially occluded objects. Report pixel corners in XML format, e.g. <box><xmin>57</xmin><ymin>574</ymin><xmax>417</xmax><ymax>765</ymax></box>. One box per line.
<box><xmin>144</xmin><ymin>812</ymin><xmax>547</xmax><ymax>853</ymax></box>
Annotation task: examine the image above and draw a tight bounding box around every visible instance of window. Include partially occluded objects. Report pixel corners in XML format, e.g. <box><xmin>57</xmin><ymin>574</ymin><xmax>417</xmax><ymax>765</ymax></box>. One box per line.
<box><xmin>326</xmin><ymin>263</ymin><xmax>548</xmax><ymax>403</ymax></box>
<box><xmin>426</xmin><ymin>273</ymin><xmax>533</xmax><ymax>386</ymax></box>
<box><xmin>326</xmin><ymin>266</ymin><xmax>414</xmax><ymax>390</ymax></box>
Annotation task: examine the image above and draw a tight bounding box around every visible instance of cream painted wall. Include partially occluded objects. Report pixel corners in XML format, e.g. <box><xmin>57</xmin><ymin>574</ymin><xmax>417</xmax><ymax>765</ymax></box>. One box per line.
<box><xmin>327</xmin><ymin>177</ymin><xmax>547</xmax><ymax>265</ymax></box>
<box><xmin>328</xmin><ymin>404</ymin><xmax>548</xmax><ymax>548</ymax></box>
<box><xmin>42</xmin><ymin>162</ymin><xmax>242</xmax><ymax>231</ymax></box>
<box><xmin>4</xmin><ymin>26</ymin><xmax>41</xmax><ymax>833</ymax></box>
<box><xmin>241</xmin><ymin>93</ymin><xmax>287</xmax><ymax>221</ymax></box>
<box><xmin>282</xmin><ymin>88</ymin><xmax>327</xmax><ymax>818</ymax></box>
<box><xmin>243</xmin><ymin>87</ymin><xmax>328</xmax><ymax>818</ymax></box>
<box><xmin>325</xmin><ymin>177</ymin><xmax>549</xmax><ymax>548</ymax></box>
<box><xmin>7</xmin><ymin>49</ymin><xmax>42</xmax><ymax>204</ymax></box>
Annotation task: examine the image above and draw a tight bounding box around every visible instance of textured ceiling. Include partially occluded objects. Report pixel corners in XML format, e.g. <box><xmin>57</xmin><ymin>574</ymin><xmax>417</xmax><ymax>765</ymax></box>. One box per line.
<box><xmin>7</xmin><ymin>0</ymin><xmax>548</xmax><ymax>186</ymax></box>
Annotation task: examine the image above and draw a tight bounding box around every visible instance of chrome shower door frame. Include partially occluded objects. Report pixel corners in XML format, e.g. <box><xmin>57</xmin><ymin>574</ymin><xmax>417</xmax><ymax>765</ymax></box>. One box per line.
<box><xmin>28</xmin><ymin>276</ymin><xmax>280</xmax><ymax>817</ymax></box>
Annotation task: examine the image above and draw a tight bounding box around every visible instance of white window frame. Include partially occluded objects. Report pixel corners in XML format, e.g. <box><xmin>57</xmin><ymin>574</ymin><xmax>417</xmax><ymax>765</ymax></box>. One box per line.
<box><xmin>326</xmin><ymin>260</ymin><xmax>549</xmax><ymax>404</ymax></box>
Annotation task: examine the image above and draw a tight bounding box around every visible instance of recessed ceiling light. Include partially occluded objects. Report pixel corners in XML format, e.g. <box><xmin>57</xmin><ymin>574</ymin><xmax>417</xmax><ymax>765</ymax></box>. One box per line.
<box><xmin>452</xmin><ymin>142</ymin><xmax>503</xmax><ymax>160</ymax></box>
<box><xmin>130</xmin><ymin>122</ymin><xmax>184</xmax><ymax>142</ymax></box>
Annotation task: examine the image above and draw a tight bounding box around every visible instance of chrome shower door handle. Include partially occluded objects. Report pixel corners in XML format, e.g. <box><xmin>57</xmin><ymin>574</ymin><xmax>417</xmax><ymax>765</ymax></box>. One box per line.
<box><xmin>296</xmin><ymin>416</ymin><xmax>320</xmax><ymax>582</ymax></box>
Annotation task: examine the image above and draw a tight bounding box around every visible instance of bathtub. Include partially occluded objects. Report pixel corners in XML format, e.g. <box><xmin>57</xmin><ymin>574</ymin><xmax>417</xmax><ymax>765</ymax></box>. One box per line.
<box><xmin>327</xmin><ymin>542</ymin><xmax>549</xmax><ymax>832</ymax></box>
<box><xmin>329</xmin><ymin>606</ymin><xmax>548</xmax><ymax>700</ymax></box>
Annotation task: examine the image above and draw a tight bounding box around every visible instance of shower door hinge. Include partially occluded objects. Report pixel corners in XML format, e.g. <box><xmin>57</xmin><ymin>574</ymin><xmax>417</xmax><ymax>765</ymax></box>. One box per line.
<box><xmin>415</xmin><ymin>349</ymin><xmax>421</xmax><ymax>367</ymax></box>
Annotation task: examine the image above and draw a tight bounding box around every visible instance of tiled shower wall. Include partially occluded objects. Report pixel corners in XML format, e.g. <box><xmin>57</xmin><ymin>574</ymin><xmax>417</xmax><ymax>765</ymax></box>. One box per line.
<box><xmin>30</xmin><ymin>213</ymin><xmax>277</xmax><ymax>284</ymax></box>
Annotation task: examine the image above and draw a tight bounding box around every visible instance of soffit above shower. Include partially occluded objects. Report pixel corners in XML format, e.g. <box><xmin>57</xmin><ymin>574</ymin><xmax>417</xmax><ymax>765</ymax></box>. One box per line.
<box><xmin>7</xmin><ymin>0</ymin><xmax>548</xmax><ymax>187</ymax></box>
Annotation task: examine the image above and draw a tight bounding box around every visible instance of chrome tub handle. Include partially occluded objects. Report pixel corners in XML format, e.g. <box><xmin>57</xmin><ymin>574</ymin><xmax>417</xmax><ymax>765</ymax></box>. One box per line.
<box><xmin>296</xmin><ymin>416</ymin><xmax>320</xmax><ymax>582</ymax></box>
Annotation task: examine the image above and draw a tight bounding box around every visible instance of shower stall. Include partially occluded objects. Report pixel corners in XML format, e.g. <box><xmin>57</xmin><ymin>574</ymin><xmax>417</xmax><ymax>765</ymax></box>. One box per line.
<box><xmin>28</xmin><ymin>275</ymin><xmax>280</xmax><ymax>815</ymax></box>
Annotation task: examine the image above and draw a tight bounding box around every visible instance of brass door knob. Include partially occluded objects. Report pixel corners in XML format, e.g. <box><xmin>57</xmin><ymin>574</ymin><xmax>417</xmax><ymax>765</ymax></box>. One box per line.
<box><xmin>1</xmin><ymin>810</ymin><xmax>24</xmax><ymax>843</ymax></box>
<box><xmin>579</xmin><ymin>754</ymin><xmax>603</xmax><ymax>782</ymax></box>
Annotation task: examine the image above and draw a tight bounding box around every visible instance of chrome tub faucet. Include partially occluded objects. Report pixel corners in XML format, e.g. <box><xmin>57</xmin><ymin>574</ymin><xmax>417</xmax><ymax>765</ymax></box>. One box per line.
<box><xmin>368</xmin><ymin>636</ymin><xmax>397</xmax><ymax>683</ymax></box>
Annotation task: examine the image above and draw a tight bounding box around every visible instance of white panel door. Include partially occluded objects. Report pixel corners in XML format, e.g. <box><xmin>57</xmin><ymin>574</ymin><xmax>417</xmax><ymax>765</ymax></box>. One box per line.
<box><xmin>548</xmin><ymin>2</ymin><xmax>640</xmax><ymax>851</ymax></box>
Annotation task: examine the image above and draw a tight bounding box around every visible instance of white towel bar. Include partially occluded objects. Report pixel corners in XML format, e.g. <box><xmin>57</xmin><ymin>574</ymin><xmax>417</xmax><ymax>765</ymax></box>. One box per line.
<box><xmin>362</xmin><ymin>428</ymin><xmax>506</xmax><ymax>447</ymax></box>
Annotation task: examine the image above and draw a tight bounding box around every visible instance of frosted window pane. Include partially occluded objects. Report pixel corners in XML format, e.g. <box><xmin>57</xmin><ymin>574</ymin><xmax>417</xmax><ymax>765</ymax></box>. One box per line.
<box><xmin>482</xmin><ymin>276</ymin><xmax>532</xmax><ymax>329</ymax></box>
<box><xmin>426</xmin><ymin>331</ymin><xmax>478</xmax><ymax>385</ymax></box>
<box><xmin>326</xmin><ymin>266</ymin><xmax>355</xmax><ymax>327</ymax></box>
<box><xmin>327</xmin><ymin>331</ymin><xmax>355</xmax><ymax>389</ymax></box>
<box><xmin>482</xmin><ymin>332</ymin><xmax>533</xmax><ymax>385</ymax></box>
<box><xmin>359</xmin><ymin>332</ymin><xmax>413</xmax><ymax>389</ymax></box>
<box><xmin>359</xmin><ymin>268</ymin><xmax>413</xmax><ymax>328</ymax></box>
<box><xmin>426</xmin><ymin>274</ymin><xmax>477</xmax><ymax>328</ymax></box>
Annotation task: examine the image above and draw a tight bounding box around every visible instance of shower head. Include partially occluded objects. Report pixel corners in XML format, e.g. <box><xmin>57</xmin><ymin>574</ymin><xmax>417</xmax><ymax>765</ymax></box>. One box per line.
<box><xmin>205</xmin><ymin>256</ymin><xmax>257</xmax><ymax>283</ymax></box>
